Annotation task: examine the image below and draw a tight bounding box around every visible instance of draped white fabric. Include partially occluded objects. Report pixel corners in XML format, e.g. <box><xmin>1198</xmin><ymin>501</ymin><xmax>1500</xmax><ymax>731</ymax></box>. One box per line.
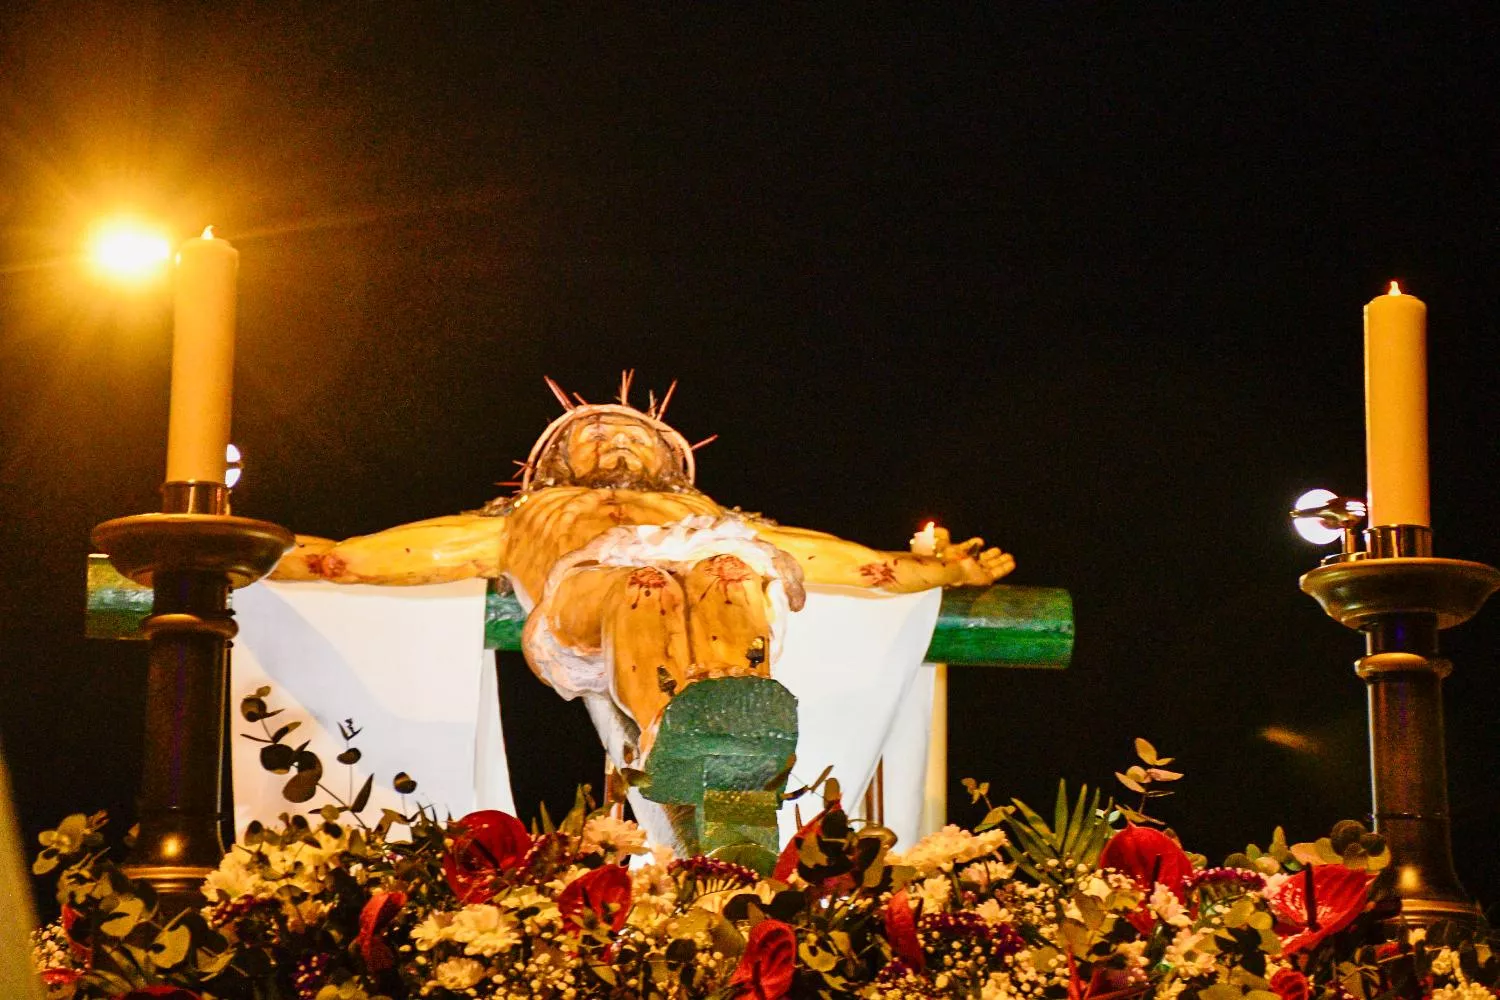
<box><xmin>229</xmin><ymin>579</ymin><xmax>939</xmax><ymax>849</ymax></box>
<box><xmin>230</xmin><ymin>580</ymin><xmax>511</xmax><ymax>834</ymax></box>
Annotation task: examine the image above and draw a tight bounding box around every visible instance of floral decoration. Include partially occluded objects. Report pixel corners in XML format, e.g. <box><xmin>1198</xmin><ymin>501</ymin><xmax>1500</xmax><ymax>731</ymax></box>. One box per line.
<box><xmin>27</xmin><ymin>698</ymin><xmax>1500</xmax><ymax>999</ymax></box>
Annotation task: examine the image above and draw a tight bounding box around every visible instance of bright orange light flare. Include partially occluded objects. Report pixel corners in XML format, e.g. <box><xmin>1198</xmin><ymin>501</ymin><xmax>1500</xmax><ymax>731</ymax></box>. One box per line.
<box><xmin>1388</xmin><ymin>280</ymin><xmax>1402</xmax><ymax>296</ymax></box>
<box><xmin>87</xmin><ymin>217</ymin><xmax>171</xmax><ymax>284</ymax></box>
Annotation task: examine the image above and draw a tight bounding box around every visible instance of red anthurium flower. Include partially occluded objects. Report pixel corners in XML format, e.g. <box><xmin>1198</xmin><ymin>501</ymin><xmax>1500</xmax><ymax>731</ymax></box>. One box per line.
<box><xmin>558</xmin><ymin>864</ymin><xmax>633</xmax><ymax>933</ymax></box>
<box><xmin>443</xmin><ymin>809</ymin><xmax>532</xmax><ymax>903</ymax></box>
<box><xmin>1270</xmin><ymin>968</ymin><xmax>1312</xmax><ymax>1000</ymax></box>
<box><xmin>355</xmin><ymin>889</ymin><xmax>408</xmax><ymax>972</ymax></box>
<box><xmin>882</xmin><ymin>889</ymin><xmax>925</xmax><ymax>972</ymax></box>
<box><xmin>113</xmin><ymin>988</ymin><xmax>203</xmax><ymax>999</ymax></box>
<box><xmin>1270</xmin><ymin>865</ymin><xmax>1376</xmax><ymax>955</ymax></box>
<box><xmin>1099</xmin><ymin>824</ymin><xmax>1194</xmax><ymax>934</ymax></box>
<box><xmin>730</xmin><ymin>919</ymin><xmax>798</xmax><ymax>1000</ymax></box>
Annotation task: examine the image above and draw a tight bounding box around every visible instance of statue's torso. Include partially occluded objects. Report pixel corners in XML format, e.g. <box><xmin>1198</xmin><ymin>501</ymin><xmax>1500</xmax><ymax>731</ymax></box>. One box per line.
<box><xmin>502</xmin><ymin>486</ymin><xmax>724</xmax><ymax>601</ymax></box>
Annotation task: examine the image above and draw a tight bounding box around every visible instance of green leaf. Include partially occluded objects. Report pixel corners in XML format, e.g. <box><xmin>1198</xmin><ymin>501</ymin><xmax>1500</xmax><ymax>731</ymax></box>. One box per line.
<box><xmin>99</xmin><ymin>895</ymin><xmax>149</xmax><ymax>938</ymax></box>
<box><xmin>1135</xmin><ymin>737</ymin><xmax>1160</xmax><ymax>765</ymax></box>
<box><xmin>392</xmin><ymin>772</ymin><xmax>418</xmax><ymax>794</ymax></box>
<box><xmin>1199</xmin><ymin>984</ymin><xmax>1245</xmax><ymax>1000</ymax></box>
<box><xmin>975</xmin><ymin>805</ymin><xmax>1012</xmax><ymax>832</ymax></box>
<box><xmin>336</xmin><ymin>747</ymin><xmax>362</xmax><ymax>765</ymax></box>
<box><xmin>270</xmin><ymin>721</ymin><xmax>301</xmax><ymax>743</ymax></box>
<box><xmin>1116</xmin><ymin>771</ymin><xmax>1146</xmax><ymax>795</ymax></box>
<box><xmin>350</xmin><ymin>774</ymin><xmax>374</xmax><ymax>814</ymax></box>
<box><xmin>150</xmin><ymin>922</ymin><xmax>193</xmax><ymax>969</ymax></box>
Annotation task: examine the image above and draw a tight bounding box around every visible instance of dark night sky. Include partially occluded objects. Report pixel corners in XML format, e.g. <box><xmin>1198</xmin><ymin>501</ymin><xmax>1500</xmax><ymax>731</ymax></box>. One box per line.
<box><xmin>3</xmin><ymin>5</ymin><xmax>1499</xmax><ymax>905</ymax></box>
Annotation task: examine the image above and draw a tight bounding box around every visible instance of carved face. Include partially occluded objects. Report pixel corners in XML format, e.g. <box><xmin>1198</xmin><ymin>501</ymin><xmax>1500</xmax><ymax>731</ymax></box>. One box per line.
<box><xmin>563</xmin><ymin>413</ymin><xmax>674</xmax><ymax>486</ymax></box>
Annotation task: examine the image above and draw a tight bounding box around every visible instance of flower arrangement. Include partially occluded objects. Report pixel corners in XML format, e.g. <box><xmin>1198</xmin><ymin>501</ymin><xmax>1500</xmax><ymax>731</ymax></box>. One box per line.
<box><xmin>30</xmin><ymin>704</ymin><xmax>1500</xmax><ymax>999</ymax></box>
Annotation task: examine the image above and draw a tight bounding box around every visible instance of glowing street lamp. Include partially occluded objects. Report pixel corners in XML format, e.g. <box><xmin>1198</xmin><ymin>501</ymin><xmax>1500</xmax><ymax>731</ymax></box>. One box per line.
<box><xmin>86</xmin><ymin>217</ymin><xmax>171</xmax><ymax>285</ymax></box>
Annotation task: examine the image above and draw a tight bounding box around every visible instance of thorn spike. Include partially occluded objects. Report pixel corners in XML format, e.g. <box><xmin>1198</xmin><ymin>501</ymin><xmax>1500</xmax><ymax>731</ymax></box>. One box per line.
<box><xmin>544</xmin><ymin>377</ymin><xmax>575</xmax><ymax>411</ymax></box>
<box><xmin>656</xmin><ymin>380</ymin><xmax>678</xmax><ymax>420</ymax></box>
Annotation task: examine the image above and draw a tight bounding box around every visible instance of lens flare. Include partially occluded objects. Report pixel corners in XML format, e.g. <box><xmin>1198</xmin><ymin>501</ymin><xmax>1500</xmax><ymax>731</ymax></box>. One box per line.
<box><xmin>1291</xmin><ymin>488</ymin><xmax>1343</xmax><ymax>545</ymax></box>
<box><xmin>87</xmin><ymin>217</ymin><xmax>171</xmax><ymax>284</ymax></box>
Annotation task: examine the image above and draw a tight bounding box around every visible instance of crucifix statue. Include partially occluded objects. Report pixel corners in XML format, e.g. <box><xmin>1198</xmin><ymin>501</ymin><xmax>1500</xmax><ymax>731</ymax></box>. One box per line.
<box><xmin>271</xmin><ymin>373</ymin><xmax>1013</xmax><ymax>772</ymax></box>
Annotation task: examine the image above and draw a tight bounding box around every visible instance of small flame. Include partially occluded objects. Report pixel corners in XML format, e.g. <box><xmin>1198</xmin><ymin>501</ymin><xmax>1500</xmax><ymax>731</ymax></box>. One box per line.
<box><xmin>201</xmin><ymin>225</ymin><xmax>216</xmax><ymax>240</ymax></box>
<box><xmin>1387</xmin><ymin>280</ymin><xmax>1402</xmax><ymax>296</ymax></box>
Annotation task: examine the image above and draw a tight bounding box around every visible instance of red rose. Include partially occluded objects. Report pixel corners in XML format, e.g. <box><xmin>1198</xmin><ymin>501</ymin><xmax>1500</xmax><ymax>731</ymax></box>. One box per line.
<box><xmin>1270</xmin><ymin>865</ymin><xmax>1376</xmax><ymax>955</ymax></box>
<box><xmin>355</xmin><ymin>889</ymin><xmax>408</xmax><ymax>972</ymax></box>
<box><xmin>1099</xmin><ymin>824</ymin><xmax>1194</xmax><ymax>934</ymax></box>
<box><xmin>443</xmin><ymin>809</ymin><xmax>532</xmax><ymax>903</ymax></box>
<box><xmin>882</xmin><ymin>889</ymin><xmax>925</xmax><ymax>972</ymax></box>
<box><xmin>730</xmin><ymin>919</ymin><xmax>798</xmax><ymax>1000</ymax></box>
<box><xmin>1270</xmin><ymin>968</ymin><xmax>1311</xmax><ymax>1000</ymax></box>
<box><xmin>112</xmin><ymin>988</ymin><xmax>202</xmax><ymax>999</ymax></box>
<box><xmin>558</xmin><ymin>864</ymin><xmax>633</xmax><ymax>933</ymax></box>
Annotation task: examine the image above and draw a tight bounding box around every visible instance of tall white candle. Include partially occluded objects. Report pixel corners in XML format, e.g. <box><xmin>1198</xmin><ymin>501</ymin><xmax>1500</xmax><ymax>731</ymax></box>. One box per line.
<box><xmin>165</xmin><ymin>228</ymin><xmax>239</xmax><ymax>484</ymax></box>
<box><xmin>1364</xmin><ymin>282</ymin><xmax>1430</xmax><ymax>527</ymax></box>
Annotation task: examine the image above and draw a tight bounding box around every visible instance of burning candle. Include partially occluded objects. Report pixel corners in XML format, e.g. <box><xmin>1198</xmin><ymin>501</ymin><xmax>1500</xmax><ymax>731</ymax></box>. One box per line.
<box><xmin>910</xmin><ymin>521</ymin><xmax>938</xmax><ymax>557</ymax></box>
<box><xmin>165</xmin><ymin>228</ymin><xmax>239</xmax><ymax>484</ymax></box>
<box><xmin>1364</xmin><ymin>282</ymin><xmax>1430</xmax><ymax>527</ymax></box>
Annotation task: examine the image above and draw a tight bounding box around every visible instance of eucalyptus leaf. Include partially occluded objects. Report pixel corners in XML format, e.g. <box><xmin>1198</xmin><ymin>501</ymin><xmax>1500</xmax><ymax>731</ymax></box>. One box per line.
<box><xmin>150</xmin><ymin>922</ymin><xmax>193</xmax><ymax>969</ymax></box>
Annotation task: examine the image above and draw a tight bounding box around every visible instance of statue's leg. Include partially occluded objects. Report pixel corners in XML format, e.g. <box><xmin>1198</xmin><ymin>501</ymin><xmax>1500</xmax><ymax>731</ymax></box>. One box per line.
<box><xmin>683</xmin><ymin>554</ymin><xmax>773</xmax><ymax>676</ymax></box>
<box><xmin>571</xmin><ymin>566</ymin><xmax>692</xmax><ymax>740</ymax></box>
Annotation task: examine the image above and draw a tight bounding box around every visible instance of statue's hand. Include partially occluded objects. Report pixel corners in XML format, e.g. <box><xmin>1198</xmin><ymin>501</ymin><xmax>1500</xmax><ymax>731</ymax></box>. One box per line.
<box><xmin>269</xmin><ymin>535</ymin><xmax>336</xmax><ymax>581</ymax></box>
<box><xmin>937</xmin><ymin>533</ymin><xmax>1016</xmax><ymax>586</ymax></box>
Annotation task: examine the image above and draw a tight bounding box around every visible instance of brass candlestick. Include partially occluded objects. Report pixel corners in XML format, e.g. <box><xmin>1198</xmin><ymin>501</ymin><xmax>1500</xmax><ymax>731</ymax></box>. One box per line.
<box><xmin>1300</xmin><ymin>520</ymin><xmax>1500</xmax><ymax>925</ymax></box>
<box><xmin>92</xmin><ymin>481</ymin><xmax>291</xmax><ymax>911</ymax></box>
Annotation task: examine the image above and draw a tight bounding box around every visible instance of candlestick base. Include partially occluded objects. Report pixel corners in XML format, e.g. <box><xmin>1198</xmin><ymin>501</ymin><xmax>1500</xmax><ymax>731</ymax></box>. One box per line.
<box><xmin>1300</xmin><ymin>556</ymin><xmax>1500</xmax><ymax>927</ymax></box>
<box><xmin>1300</xmin><ymin>557</ymin><xmax>1500</xmax><ymax>631</ymax></box>
<box><xmin>93</xmin><ymin>513</ymin><xmax>293</xmax><ymax>590</ymax></box>
<box><xmin>92</xmin><ymin>512</ymin><xmax>292</xmax><ymax>912</ymax></box>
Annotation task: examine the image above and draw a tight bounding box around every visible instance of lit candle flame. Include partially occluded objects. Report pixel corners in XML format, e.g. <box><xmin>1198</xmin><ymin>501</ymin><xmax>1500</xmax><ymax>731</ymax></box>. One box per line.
<box><xmin>1388</xmin><ymin>280</ymin><xmax>1402</xmax><ymax>296</ymax></box>
<box><xmin>910</xmin><ymin>520</ymin><xmax>939</xmax><ymax>556</ymax></box>
<box><xmin>202</xmin><ymin>225</ymin><xmax>216</xmax><ymax>240</ymax></box>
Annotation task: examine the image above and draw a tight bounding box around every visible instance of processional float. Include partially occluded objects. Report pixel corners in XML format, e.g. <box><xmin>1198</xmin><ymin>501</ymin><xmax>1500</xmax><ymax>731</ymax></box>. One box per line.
<box><xmin>87</xmin><ymin>230</ymin><xmax>1074</xmax><ymax>912</ymax></box>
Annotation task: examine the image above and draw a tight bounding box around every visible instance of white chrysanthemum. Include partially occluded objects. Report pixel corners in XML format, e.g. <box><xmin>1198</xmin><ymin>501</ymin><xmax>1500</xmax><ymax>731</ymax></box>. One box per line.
<box><xmin>1431</xmin><ymin>985</ymin><xmax>1495</xmax><ymax>1000</ymax></box>
<box><xmin>495</xmin><ymin>886</ymin><xmax>561</xmax><ymax>933</ymax></box>
<box><xmin>975</xmin><ymin>898</ymin><xmax>1007</xmax><ymax>925</ymax></box>
<box><xmin>912</xmin><ymin>875</ymin><xmax>952</xmax><ymax>913</ymax></box>
<box><xmin>451</xmin><ymin>904</ymin><xmax>521</xmax><ymax>957</ymax></box>
<box><xmin>1430</xmin><ymin>947</ymin><xmax>1459</xmax><ymax>977</ymax></box>
<box><xmin>1148</xmin><ymin>883</ymin><xmax>1192</xmax><ymax>927</ymax></box>
<box><xmin>960</xmin><ymin>858</ymin><xmax>1015</xmax><ymax>891</ymax></box>
<box><xmin>434</xmin><ymin>956</ymin><xmax>487</xmax><ymax>990</ymax></box>
<box><xmin>1163</xmin><ymin>927</ymin><xmax>1216</xmax><ymax>978</ymax></box>
<box><xmin>582</xmin><ymin>815</ymin><xmax>649</xmax><ymax>858</ymax></box>
<box><xmin>411</xmin><ymin>911</ymin><xmax>457</xmax><ymax>952</ymax></box>
<box><xmin>888</xmin><ymin>825</ymin><xmax>1009</xmax><ymax>877</ymax></box>
<box><xmin>202</xmin><ymin>848</ymin><xmax>273</xmax><ymax>901</ymax></box>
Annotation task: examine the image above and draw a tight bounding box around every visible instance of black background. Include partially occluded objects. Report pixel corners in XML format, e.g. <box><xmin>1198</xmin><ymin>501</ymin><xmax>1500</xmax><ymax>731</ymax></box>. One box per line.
<box><xmin>2</xmin><ymin>5</ymin><xmax>1498</xmax><ymax>908</ymax></box>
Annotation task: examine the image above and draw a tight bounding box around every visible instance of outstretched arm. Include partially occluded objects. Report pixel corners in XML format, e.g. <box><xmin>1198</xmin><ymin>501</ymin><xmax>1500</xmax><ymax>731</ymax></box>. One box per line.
<box><xmin>752</xmin><ymin>522</ymin><xmax>1014</xmax><ymax>593</ymax></box>
<box><xmin>268</xmin><ymin>514</ymin><xmax>509</xmax><ymax>585</ymax></box>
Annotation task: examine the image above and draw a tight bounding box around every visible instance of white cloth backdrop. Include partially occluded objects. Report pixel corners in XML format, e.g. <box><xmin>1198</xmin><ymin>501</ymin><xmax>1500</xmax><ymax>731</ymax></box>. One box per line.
<box><xmin>771</xmin><ymin>586</ymin><xmax>940</xmax><ymax>847</ymax></box>
<box><xmin>230</xmin><ymin>580</ymin><xmax>512</xmax><ymax>835</ymax></box>
<box><xmin>230</xmin><ymin>579</ymin><xmax>939</xmax><ymax>848</ymax></box>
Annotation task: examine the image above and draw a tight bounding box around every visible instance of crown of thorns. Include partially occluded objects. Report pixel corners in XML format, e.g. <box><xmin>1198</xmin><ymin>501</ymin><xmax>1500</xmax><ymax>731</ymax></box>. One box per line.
<box><xmin>514</xmin><ymin>371</ymin><xmax>717</xmax><ymax>491</ymax></box>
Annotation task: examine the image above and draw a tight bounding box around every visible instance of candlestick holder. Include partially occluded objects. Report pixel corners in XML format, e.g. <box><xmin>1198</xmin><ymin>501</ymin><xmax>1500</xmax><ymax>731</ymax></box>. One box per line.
<box><xmin>92</xmin><ymin>481</ymin><xmax>292</xmax><ymax>911</ymax></box>
<box><xmin>1300</xmin><ymin>521</ymin><xmax>1500</xmax><ymax>926</ymax></box>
